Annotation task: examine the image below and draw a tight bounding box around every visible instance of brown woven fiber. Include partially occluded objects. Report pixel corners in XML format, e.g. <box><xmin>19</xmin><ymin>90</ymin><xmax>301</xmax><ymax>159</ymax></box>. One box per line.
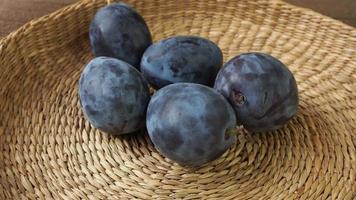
<box><xmin>0</xmin><ymin>0</ymin><xmax>355</xmax><ymax>199</ymax></box>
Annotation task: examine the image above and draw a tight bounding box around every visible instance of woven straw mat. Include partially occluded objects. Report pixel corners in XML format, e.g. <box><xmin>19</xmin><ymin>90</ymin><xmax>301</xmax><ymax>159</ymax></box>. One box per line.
<box><xmin>0</xmin><ymin>0</ymin><xmax>355</xmax><ymax>199</ymax></box>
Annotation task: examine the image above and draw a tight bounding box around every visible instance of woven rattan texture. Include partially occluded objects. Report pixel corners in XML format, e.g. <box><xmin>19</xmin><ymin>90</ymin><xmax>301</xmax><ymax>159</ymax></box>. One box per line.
<box><xmin>0</xmin><ymin>0</ymin><xmax>355</xmax><ymax>199</ymax></box>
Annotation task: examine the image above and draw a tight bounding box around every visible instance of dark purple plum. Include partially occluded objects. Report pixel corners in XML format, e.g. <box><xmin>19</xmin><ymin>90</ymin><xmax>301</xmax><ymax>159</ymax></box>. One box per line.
<box><xmin>79</xmin><ymin>57</ymin><xmax>150</xmax><ymax>135</ymax></box>
<box><xmin>89</xmin><ymin>2</ymin><xmax>152</xmax><ymax>69</ymax></box>
<box><xmin>140</xmin><ymin>36</ymin><xmax>223</xmax><ymax>89</ymax></box>
<box><xmin>214</xmin><ymin>52</ymin><xmax>298</xmax><ymax>132</ymax></box>
<box><xmin>146</xmin><ymin>83</ymin><xmax>237</xmax><ymax>167</ymax></box>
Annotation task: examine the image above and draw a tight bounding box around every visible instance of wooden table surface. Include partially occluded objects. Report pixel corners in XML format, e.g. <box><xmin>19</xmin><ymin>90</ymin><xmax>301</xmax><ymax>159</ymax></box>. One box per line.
<box><xmin>0</xmin><ymin>0</ymin><xmax>355</xmax><ymax>38</ymax></box>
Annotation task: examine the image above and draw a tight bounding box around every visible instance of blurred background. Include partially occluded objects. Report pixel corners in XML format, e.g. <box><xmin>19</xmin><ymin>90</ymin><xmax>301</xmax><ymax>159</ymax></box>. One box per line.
<box><xmin>0</xmin><ymin>0</ymin><xmax>355</xmax><ymax>38</ymax></box>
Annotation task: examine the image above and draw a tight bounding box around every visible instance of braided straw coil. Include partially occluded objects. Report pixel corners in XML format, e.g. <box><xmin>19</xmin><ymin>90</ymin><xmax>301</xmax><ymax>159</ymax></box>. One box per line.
<box><xmin>0</xmin><ymin>0</ymin><xmax>355</xmax><ymax>199</ymax></box>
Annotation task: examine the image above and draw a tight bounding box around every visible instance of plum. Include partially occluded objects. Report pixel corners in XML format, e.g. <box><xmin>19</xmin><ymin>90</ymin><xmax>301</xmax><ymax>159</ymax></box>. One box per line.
<box><xmin>214</xmin><ymin>52</ymin><xmax>298</xmax><ymax>132</ymax></box>
<box><xmin>140</xmin><ymin>36</ymin><xmax>223</xmax><ymax>89</ymax></box>
<box><xmin>79</xmin><ymin>57</ymin><xmax>150</xmax><ymax>135</ymax></box>
<box><xmin>89</xmin><ymin>2</ymin><xmax>152</xmax><ymax>69</ymax></box>
<box><xmin>146</xmin><ymin>83</ymin><xmax>237</xmax><ymax>167</ymax></box>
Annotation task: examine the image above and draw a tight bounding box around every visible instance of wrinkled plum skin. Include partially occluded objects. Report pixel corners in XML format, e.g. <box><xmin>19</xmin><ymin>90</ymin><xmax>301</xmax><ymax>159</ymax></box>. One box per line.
<box><xmin>214</xmin><ymin>53</ymin><xmax>299</xmax><ymax>132</ymax></box>
<box><xmin>140</xmin><ymin>36</ymin><xmax>223</xmax><ymax>89</ymax></box>
<box><xmin>146</xmin><ymin>83</ymin><xmax>236</xmax><ymax>167</ymax></box>
<box><xmin>79</xmin><ymin>57</ymin><xmax>150</xmax><ymax>135</ymax></box>
<box><xmin>89</xmin><ymin>3</ymin><xmax>152</xmax><ymax>69</ymax></box>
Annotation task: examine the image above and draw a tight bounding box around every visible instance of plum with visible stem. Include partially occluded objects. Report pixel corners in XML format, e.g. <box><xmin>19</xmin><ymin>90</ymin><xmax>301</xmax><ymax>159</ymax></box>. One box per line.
<box><xmin>214</xmin><ymin>52</ymin><xmax>299</xmax><ymax>132</ymax></box>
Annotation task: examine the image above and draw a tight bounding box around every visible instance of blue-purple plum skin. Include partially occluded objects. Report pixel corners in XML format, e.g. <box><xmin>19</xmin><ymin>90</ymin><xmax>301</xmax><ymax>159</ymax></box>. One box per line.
<box><xmin>89</xmin><ymin>3</ymin><xmax>152</xmax><ymax>69</ymax></box>
<box><xmin>146</xmin><ymin>83</ymin><xmax>236</xmax><ymax>167</ymax></box>
<box><xmin>79</xmin><ymin>57</ymin><xmax>150</xmax><ymax>135</ymax></box>
<box><xmin>140</xmin><ymin>36</ymin><xmax>223</xmax><ymax>89</ymax></box>
<box><xmin>214</xmin><ymin>52</ymin><xmax>299</xmax><ymax>132</ymax></box>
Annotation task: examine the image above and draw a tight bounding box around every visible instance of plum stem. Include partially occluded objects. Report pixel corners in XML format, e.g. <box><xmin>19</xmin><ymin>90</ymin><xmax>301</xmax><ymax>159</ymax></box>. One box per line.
<box><xmin>107</xmin><ymin>0</ymin><xmax>111</xmax><ymax>5</ymax></box>
<box><xmin>232</xmin><ymin>90</ymin><xmax>246</xmax><ymax>106</ymax></box>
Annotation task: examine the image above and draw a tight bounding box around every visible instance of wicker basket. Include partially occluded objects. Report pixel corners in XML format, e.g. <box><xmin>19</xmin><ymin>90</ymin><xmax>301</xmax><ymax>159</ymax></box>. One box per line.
<box><xmin>0</xmin><ymin>0</ymin><xmax>355</xmax><ymax>199</ymax></box>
